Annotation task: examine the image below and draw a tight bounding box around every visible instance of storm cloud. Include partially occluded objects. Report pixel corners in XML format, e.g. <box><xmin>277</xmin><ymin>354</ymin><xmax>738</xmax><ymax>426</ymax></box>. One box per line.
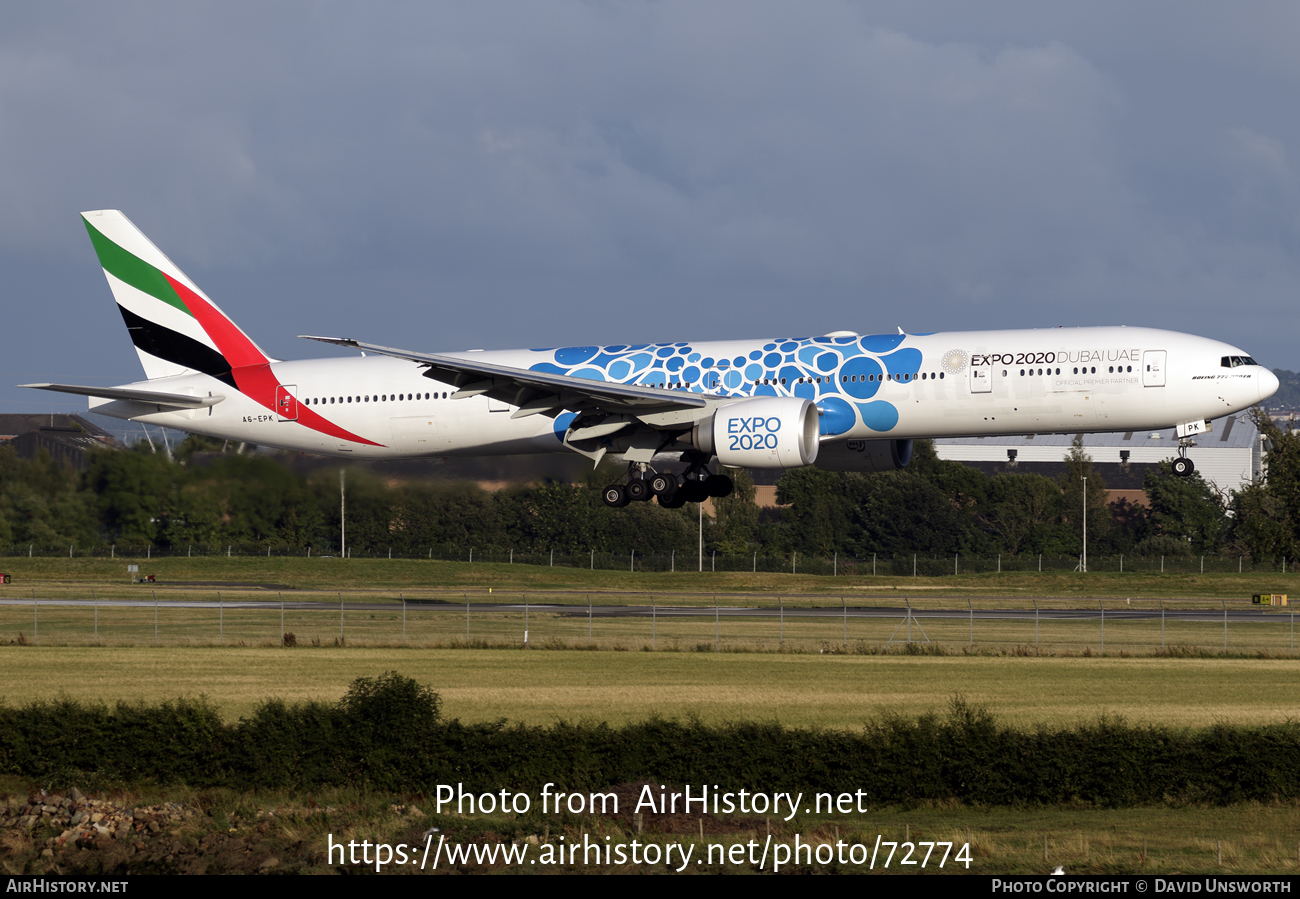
<box><xmin>2</xmin><ymin>2</ymin><xmax>1298</xmax><ymax>411</ymax></box>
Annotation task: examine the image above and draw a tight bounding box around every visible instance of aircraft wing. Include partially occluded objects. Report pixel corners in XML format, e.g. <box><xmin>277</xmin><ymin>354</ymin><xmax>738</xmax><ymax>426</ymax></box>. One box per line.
<box><xmin>298</xmin><ymin>336</ymin><xmax>710</xmax><ymax>419</ymax></box>
<box><xmin>19</xmin><ymin>383</ymin><xmax>225</xmax><ymax>409</ymax></box>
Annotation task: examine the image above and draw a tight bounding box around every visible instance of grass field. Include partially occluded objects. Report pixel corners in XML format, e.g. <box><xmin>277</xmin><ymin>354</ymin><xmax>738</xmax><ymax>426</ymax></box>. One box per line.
<box><xmin>3</xmin><ymin>646</ymin><xmax>1298</xmax><ymax>729</ymax></box>
<box><xmin>5</xmin><ymin>554</ymin><xmax>1300</xmax><ymax>875</ymax></box>
<box><xmin>0</xmin><ymin>554</ymin><xmax>1298</xmax><ymax>598</ymax></box>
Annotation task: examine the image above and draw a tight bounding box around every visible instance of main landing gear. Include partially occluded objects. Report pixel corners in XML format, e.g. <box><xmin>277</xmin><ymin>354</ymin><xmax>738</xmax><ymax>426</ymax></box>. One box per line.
<box><xmin>1171</xmin><ymin>441</ymin><xmax>1196</xmax><ymax>478</ymax></box>
<box><xmin>602</xmin><ymin>462</ymin><xmax>734</xmax><ymax>508</ymax></box>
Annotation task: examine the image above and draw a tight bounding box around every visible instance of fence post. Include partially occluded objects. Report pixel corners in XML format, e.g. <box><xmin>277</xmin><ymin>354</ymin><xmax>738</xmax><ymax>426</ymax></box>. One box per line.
<box><xmin>1039</xmin><ymin>554</ymin><xmax>1041</xmax><ymax>572</ymax></box>
<box><xmin>1099</xmin><ymin>599</ymin><xmax>1104</xmax><ymax>653</ymax></box>
<box><xmin>652</xmin><ymin>595</ymin><xmax>656</xmax><ymax>649</ymax></box>
<box><xmin>792</xmin><ymin>552</ymin><xmax>796</xmax><ymax>575</ymax></box>
<box><xmin>588</xmin><ymin>594</ymin><xmax>592</xmax><ymax>640</ymax></box>
<box><xmin>998</xmin><ymin>553</ymin><xmax>1001</xmax><ymax>574</ymax></box>
<box><xmin>712</xmin><ymin>551</ymin><xmax>716</xmax><ymax>573</ymax></box>
<box><xmin>630</xmin><ymin>550</ymin><xmax>634</xmax><ymax>572</ymax></box>
<box><xmin>154</xmin><ymin>591</ymin><xmax>158</xmax><ymax>646</ymax></box>
<box><xmin>550</xmin><ymin>549</ymin><xmax>554</xmax><ymax>567</ymax></box>
<box><xmin>401</xmin><ymin>594</ymin><xmax>406</xmax><ymax>641</ymax></box>
<box><xmin>524</xmin><ymin>594</ymin><xmax>528</xmax><ymax>646</ymax></box>
<box><xmin>967</xmin><ymin>597</ymin><xmax>973</xmax><ymax>648</ymax></box>
<box><xmin>955</xmin><ymin>553</ymin><xmax>958</xmax><ymax>576</ymax></box>
<box><xmin>842</xmin><ymin>596</ymin><xmax>847</xmax><ymax>648</ymax></box>
<box><xmin>1120</xmin><ymin>554</ymin><xmax>1123</xmax><ymax>573</ymax></box>
<box><xmin>753</xmin><ymin>551</ymin><xmax>757</xmax><ymax>573</ymax></box>
<box><xmin>1160</xmin><ymin>600</ymin><xmax>1164</xmax><ymax>650</ymax></box>
<box><xmin>219</xmin><ymin>592</ymin><xmax>223</xmax><ymax>641</ymax></box>
<box><xmin>466</xmin><ymin>593</ymin><xmax>469</xmax><ymax>642</ymax></box>
<box><xmin>590</xmin><ymin>550</ymin><xmax>594</xmax><ymax>570</ymax></box>
<box><xmin>93</xmin><ymin>589</ymin><xmax>98</xmax><ymax>645</ymax></box>
<box><xmin>339</xmin><ymin>592</ymin><xmax>344</xmax><ymax>641</ymax></box>
<box><xmin>32</xmin><ymin>589</ymin><xmax>37</xmax><ymax>645</ymax></box>
<box><xmin>1223</xmin><ymin>600</ymin><xmax>1228</xmax><ymax>651</ymax></box>
<box><xmin>470</xmin><ymin>547</ymin><xmax>473</xmax><ymax>563</ymax></box>
<box><xmin>714</xmin><ymin>595</ymin><xmax>719</xmax><ymax>651</ymax></box>
<box><xmin>1033</xmin><ymin>598</ymin><xmax>1039</xmax><ymax>648</ymax></box>
<box><xmin>834</xmin><ymin>553</ymin><xmax>837</xmax><ymax>577</ymax></box>
<box><xmin>914</xmin><ymin>554</ymin><xmax>917</xmax><ymax>577</ymax></box>
<box><xmin>873</xmin><ymin>553</ymin><xmax>876</xmax><ymax>576</ymax></box>
<box><xmin>779</xmin><ymin>595</ymin><xmax>784</xmax><ymax>648</ymax></box>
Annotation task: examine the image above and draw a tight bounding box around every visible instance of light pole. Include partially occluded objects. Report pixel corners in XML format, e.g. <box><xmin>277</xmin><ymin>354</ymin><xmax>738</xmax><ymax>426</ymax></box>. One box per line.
<box><xmin>1081</xmin><ymin>475</ymin><xmax>1087</xmax><ymax>573</ymax></box>
<box><xmin>340</xmin><ymin>469</ymin><xmax>346</xmax><ymax>559</ymax></box>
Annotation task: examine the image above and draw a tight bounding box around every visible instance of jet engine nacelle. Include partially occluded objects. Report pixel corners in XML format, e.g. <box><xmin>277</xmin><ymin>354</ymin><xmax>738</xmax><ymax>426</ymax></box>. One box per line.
<box><xmin>693</xmin><ymin>397</ymin><xmax>820</xmax><ymax>469</ymax></box>
<box><xmin>814</xmin><ymin>438</ymin><xmax>914</xmax><ymax>472</ymax></box>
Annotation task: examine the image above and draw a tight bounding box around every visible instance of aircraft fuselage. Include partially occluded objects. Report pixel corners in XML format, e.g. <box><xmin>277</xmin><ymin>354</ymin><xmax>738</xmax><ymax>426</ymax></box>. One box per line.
<box><xmin>91</xmin><ymin>325</ymin><xmax>1275</xmax><ymax>460</ymax></box>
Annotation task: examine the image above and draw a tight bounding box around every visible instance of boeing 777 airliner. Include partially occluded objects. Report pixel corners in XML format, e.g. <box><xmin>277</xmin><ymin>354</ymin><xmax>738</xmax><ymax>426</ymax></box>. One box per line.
<box><xmin>21</xmin><ymin>210</ymin><xmax>1279</xmax><ymax>508</ymax></box>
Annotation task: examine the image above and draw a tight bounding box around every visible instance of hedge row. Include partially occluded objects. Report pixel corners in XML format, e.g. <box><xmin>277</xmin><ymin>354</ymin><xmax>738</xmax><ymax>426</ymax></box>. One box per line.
<box><xmin>2</xmin><ymin>673</ymin><xmax>1296</xmax><ymax>807</ymax></box>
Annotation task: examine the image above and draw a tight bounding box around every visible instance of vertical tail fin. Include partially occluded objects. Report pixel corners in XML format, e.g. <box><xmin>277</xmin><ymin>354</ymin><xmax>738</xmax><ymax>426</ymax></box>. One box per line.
<box><xmin>81</xmin><ymin>210</ymin><xmax>273</xmax><ymax>386</ymax></box>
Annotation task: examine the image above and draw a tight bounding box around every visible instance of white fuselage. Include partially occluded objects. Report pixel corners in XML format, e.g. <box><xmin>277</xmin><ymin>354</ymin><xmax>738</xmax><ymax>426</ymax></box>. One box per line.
<box><xmin>90</xmin><ymin>326</ymin><xmax>1276</xmax><ymax>461</ymax></box>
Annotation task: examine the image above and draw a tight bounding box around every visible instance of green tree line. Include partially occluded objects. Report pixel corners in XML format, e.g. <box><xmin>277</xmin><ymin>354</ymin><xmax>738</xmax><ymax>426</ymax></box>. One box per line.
<box><xmin>0</xmin><ymin>421</ymin><xmax>1291</xmax><ymax>559</ymax></box>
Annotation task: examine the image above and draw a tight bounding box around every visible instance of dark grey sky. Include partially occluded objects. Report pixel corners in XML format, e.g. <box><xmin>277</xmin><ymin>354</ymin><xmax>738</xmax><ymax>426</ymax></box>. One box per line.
<box><xmin>3</xmin><ymin>2</ymin><xmax>1299</xmax><ymax>414</ymax></box>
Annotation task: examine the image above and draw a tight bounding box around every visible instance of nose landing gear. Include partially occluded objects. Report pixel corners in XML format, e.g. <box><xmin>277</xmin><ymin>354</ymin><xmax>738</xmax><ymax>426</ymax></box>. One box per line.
<box><xmin>1172</xmin><ymin>441</ymin><xmax>1196</xmax><ymax>477</ymax></box>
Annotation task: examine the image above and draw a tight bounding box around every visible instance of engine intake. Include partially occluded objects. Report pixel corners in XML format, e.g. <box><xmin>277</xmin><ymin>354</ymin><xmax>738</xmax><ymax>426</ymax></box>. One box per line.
<box><xmin>694</xmin><ymin>397</ymin><xmax>820</xmax><ymax>469</ymax></box>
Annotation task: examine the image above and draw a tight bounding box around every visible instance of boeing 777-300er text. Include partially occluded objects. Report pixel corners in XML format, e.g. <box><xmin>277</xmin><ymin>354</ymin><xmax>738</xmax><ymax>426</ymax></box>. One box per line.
<box><xmin>21</xmin><ymin>210</ymin><xmax>1280</xmax><ymax>507</ymax></box>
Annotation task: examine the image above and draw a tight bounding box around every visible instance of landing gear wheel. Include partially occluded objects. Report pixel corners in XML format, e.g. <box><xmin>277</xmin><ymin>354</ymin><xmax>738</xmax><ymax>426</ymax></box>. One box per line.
<box><xmin>650</xmin><ymin>472</ymin><xmax>678</xmax><ymax>497</ymax></box>
<box><xmin>1172</xmin><ymin>457</ymin><xmax>1195</xmax><ymax>477</ymax></box>
<box><xmin>625</xmin><ymin>479</ymin><xmax>651</xmax><ymax>502</ymax></box>
<box><xmin>602</xmin><ymin>484</ymin><xmax>629</xmax><ymax>507</ymax></box>
<box><xmin>658</xmin><ymin>493</ymin><xmax>687</xmax><ymax>509</ymax></box>
<box><xmin>705</xmin><ymin>474</ymin><xmax>734</xmax><ymax>498</ymax></box>
<box><xmin>678</xmin><ymin>481</ymin><xmax>709</xmax><ymax>503</ymax></box>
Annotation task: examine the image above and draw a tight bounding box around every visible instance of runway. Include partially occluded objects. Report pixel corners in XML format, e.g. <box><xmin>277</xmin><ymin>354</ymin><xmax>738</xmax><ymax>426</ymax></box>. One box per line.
<box><xmin>0</xmin><ymin>596</ymin><xmax>1286</xmax><ymax>624</ymax></box>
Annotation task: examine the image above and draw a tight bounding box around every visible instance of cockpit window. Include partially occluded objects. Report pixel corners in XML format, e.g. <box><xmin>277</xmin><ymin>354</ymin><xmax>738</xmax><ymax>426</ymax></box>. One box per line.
<box><xmin>1221</xmin><ymin>355</ymin><xmax>1259</xmax><ymax>368</ymax></box>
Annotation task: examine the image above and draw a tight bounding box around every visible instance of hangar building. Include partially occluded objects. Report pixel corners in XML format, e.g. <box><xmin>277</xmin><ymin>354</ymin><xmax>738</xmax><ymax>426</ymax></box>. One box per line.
<box><xmin>931</xmin><ymin>413</ymin><xmax>1264</xmax><ymax>505</ymax></box>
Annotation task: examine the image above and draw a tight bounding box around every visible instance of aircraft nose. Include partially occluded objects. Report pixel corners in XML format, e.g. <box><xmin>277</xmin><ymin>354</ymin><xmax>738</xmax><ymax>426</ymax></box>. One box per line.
<box><xmin>1259</xmin><ymin>368</ymin><xmax>1280</xmax><ymax>403</ymax></box>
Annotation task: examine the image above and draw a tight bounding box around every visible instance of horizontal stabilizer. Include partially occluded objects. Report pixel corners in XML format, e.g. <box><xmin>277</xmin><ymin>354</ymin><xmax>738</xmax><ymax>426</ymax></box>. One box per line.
<box><xmin>19</xmin><ymin>383</ymin><xmax>225</xmax><ymax>409</ymax></box>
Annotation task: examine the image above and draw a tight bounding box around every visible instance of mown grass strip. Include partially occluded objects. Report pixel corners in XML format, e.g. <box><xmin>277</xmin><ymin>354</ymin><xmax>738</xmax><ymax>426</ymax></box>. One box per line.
<box><xmin>1</xmin><ymin>647</ymin><xmax>1298</xmax><ymax>729</ymax></box>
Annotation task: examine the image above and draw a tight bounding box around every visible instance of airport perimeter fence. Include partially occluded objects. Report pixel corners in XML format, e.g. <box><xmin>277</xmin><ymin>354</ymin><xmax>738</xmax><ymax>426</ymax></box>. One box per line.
<box><xmin>1</xmin><ymin>542</ymin><xmax>1297</xmax><ymax>576</ymax></box>
<box><xmin>2</xmin><ymin>589</ymin><xmax>1299</xmax><ymax>656</ymax></box>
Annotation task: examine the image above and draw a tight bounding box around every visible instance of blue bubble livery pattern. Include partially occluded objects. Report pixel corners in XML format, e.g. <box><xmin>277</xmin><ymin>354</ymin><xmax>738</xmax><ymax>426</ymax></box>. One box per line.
<box><xmin>531</xmin><ymin>333</ymin><xmax>931</xmax><ymax>438</ymax></box>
